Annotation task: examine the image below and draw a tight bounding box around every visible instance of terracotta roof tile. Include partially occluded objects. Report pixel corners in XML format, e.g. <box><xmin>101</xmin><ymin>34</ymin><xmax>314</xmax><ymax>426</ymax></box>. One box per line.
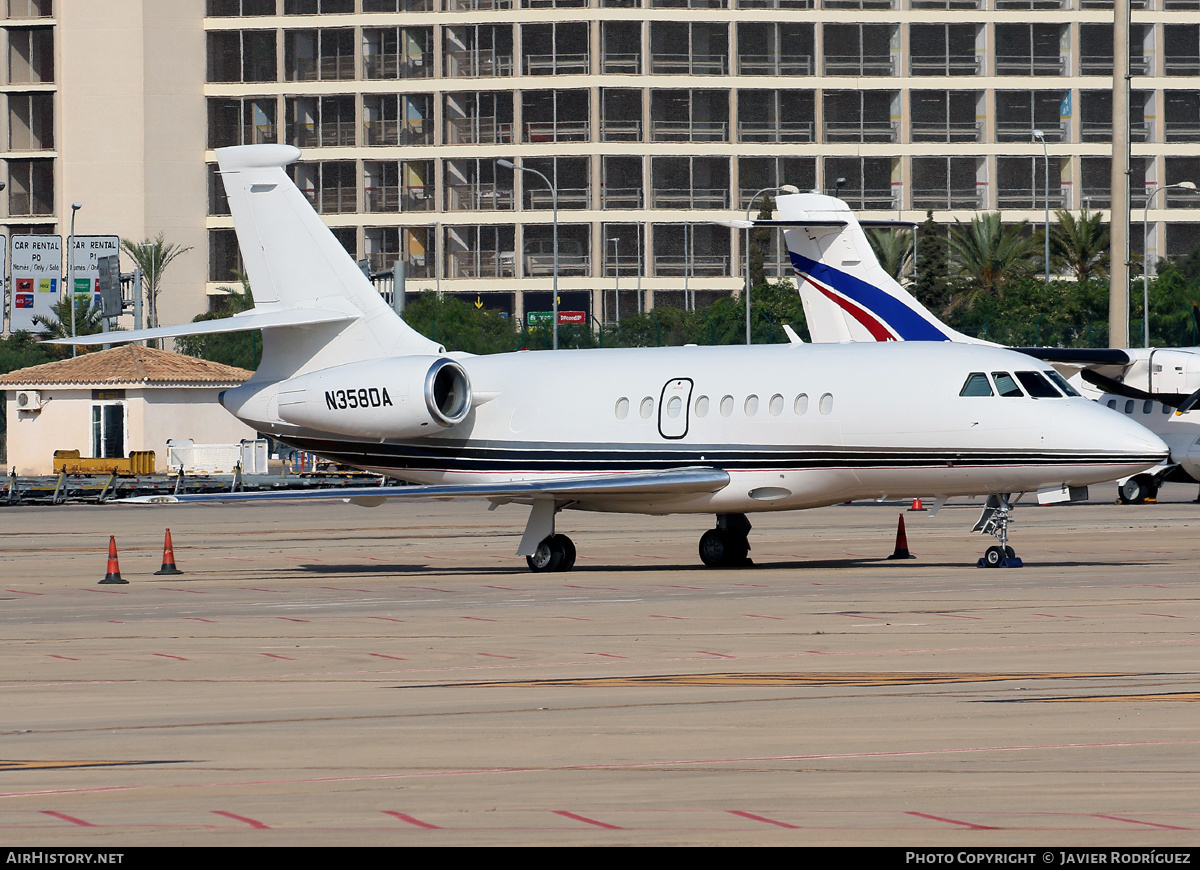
<box><xmin>0</xmin><ymin>345</ymin><xmax>253</xmax><ymax>387</ymax></box>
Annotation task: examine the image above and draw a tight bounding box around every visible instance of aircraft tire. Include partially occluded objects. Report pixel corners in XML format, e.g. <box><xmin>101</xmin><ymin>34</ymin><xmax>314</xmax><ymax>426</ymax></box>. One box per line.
<box><xmin>1118</xmin><ymin>475</ymin><xmax>1154</xmax><ymax>505</ymax></box>
<box><xmin>526</xmin><ymin>536</ymin><xmax>565</xmax><ymax>573</ymax></box>
<box><xmin>555</xmin><ymin>535</ymin><xmax>577</xmax><ymax>571</ymax></box>
<box><xmin>984</xmin><ymin>545</ymin><xmax>1005</xmax><ymax>568</ymax></box>
<box><xmin>699</xmin><ymin>529</ymin><xmax>750</xmax><ymax>568</ymax></box>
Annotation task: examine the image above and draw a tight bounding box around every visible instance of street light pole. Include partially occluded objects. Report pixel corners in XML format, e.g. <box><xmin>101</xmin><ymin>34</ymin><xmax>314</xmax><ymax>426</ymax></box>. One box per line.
<box><xmin>1143</xmin><ymin>180</ymin><xmax>1197</xmax><ymax>347</ymax></box>
<box><xmin>745</xmin><ymin>184</ymin><xmax>800</xmax><ymax>345</ymax></box>
<box><xmin>1032</xmin><ymin>129</ymin><xmax>1050</xmax><ymax>283</ymax></box>
<box><xmin>498</xmin><ymin>159</ymin><xmax>559</xmax><ymax>349</ymax></box>
<box><xmin>68</xmin><ymin>201</ymin><xmax>82</xmax><ymax>356</ymax></box>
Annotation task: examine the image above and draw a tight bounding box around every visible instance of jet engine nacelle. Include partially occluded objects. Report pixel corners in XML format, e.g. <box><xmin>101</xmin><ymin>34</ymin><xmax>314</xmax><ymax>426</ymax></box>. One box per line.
<box><xmin>276</xmin><ymin>356</ymin><xmax>472</xmax><ymax>439</ymax></box>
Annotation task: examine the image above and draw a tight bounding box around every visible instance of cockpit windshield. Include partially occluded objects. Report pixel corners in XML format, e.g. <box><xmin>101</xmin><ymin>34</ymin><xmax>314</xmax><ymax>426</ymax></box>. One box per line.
<box><xmin>1015</xmin><ymin>371</ymin><xmax>1061</xmax><ymax>398</ymax></box>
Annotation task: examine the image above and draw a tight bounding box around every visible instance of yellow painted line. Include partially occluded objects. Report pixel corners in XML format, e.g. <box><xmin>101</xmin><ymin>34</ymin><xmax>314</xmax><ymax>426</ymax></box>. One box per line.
<box><xmin>452</xmin><ymin>672</ymin><xmax>1121</xmax><ymax>689</ymax></box>
<box><xmin>1026</xmin><ymin>692</ymin><xmax>1200</xmax><ymax>703</ymax></box>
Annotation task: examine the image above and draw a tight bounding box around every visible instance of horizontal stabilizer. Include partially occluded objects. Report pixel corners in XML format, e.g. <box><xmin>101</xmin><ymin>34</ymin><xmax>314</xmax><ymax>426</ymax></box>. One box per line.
<box><xmin>121</xmin><ymin>466</ymin><xmax>732</xmax><ymax>505</ymax></box>
<box><xmin>45</xmin><ymin>307</ymin><xmax>356</xmax><ymax>346</ymax></box>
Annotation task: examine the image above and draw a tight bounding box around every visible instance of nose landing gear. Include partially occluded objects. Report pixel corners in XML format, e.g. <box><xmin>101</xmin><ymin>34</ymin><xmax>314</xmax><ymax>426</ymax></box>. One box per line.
<box><xmin>973</xmin><ymin>494</ymin><xmax>1023</xmax><ymax>568</ymax></box>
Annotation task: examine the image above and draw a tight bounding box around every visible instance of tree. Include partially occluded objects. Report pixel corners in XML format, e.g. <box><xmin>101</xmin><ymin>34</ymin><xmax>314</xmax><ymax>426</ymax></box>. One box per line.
<box><xmin>947</xmin><ymin>212</ymin><xmax>1041</xmax><ymax>306</ymax></box>
<box><xmin>748</xmin><ymin>194</ymin><xmax>775</xmax><ymax>290</ymax></box>
<box><xmin>119</xmin><ymin>232</ymin><xmax>194</xmax><ymax>333</ymax></box>
<box><xmin>1050</xmin><ymin>208</ymin><xmax>1110</xmax><ymax>282</ymax></box>
<box><xmin>911</xmin><ymin>211</ymin><xmax>955</xmax><ymax>316</ymax></box>
<box><xmin>176</xmin><ymin>276</ymin><xmax>259</xmax><ymax>370</ymax></box>
<box><xmin>866</xmin><ymin>227</ymin><xmax>913</xmax><ymax>284</ymax></box>
<box><xmin>31</xmin><ymin>295</ymin><xmax>107</xmax><ymax>342</ymax></box>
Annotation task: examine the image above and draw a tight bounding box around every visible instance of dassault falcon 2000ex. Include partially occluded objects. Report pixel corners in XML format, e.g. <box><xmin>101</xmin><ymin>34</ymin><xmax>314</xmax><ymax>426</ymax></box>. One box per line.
<box><xmin>768</xmin><ymin>192</ymin><xmax>1200</xmax><ymax>506</ymax></box>
<box><xmin>62</xmin><ymin>145</ymin><xmax>1167</xmax><ymax>571</ymax></box>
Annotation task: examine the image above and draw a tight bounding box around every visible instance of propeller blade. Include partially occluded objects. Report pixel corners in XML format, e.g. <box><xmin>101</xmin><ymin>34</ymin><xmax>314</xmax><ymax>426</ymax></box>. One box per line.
<box><xmin>1174</xmin><ymin>386</ymin><xmax>1200</xmax><ymax>416</ymax></box>
<box><xmin>1081</xmin><ymin>369</ymin><xmax>1197</xmax><ymax>410</ymax></box>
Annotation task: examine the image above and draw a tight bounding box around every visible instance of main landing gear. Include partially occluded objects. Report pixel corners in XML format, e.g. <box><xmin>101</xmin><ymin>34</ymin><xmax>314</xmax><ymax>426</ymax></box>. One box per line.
<box><xmin>972</xmin><ymin>494</ymin><xmax>1023</xmax><ymax>568</ymax></box>
<box><xmin>526</xmin><ymin>534</ymin><xmax>577</xmax><ymax>573</ymax></box>
<box><xmin>698</xmin><ymin>513</ymin><xmax>754</xmax><ymax>568</ymax></box>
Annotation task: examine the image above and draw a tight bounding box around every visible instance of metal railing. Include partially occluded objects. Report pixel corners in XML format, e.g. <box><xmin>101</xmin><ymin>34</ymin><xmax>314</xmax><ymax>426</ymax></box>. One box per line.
<box><xmin>527</xmin><ymin>187</ymin><xmax>590</xmax><ymax>210</ymax></box>
<box><xmin>996</xmin><ymin>189</ymin><xmax>1065</xmax><ymax>209</ymax></box>
<box><xmin>443</xmin><ymin>49</ymin><xmax>514</xmax><ymax>78</ymax></box>
<box><xmin>737</xmin><ymin>120</ymin><xmax>814</xmax><ymax>143</ymax></box>
<box><xmin>650</xmin><ymin>119</ymin><xmax>727</xmax><ymax>142</ymax></box>
<box><xmin>600</xmin><ymin>119</ymin><xmax>642</xmax><ymax>142</ymax></box>
<box><xmin>447</xmin><ymin>251</ymin><xmax>515</xmax><ymax>279</ymax></box>
<box><xmin>445</xmin><ymin>183</ymin><xmax>515</xmax><ymax>211</ymax></box>
<box><xmin>524</xmin><ymin>253</ymin><xmax>589</xmax><ymax>276</ymax></box>
<box><xmin>1164</xmin><ymin>58</ymin><xmax>1200</xmax><ymax>76</ymax></box>
<box><xmin>363</xmin><ymin>54</ymin><xmax>432</xmax><ymax>80</ymax></box>
<box><xmin>996</xmin><ymin>121</ymin><xmax>1064</xmax><ymax>142</ymax></box>
<box><xmin>1164</xmin><ymin>121</ymin><xmax>1200</xmax><ymax>142</ymax></box>
<box><xmin>289</xmin><ymin>55</ymin><xmax>356</xmax><ymax>82</ymax></box>
<box><xmin>364</xmin><ymin>186</ymin><xmax>400</xmax><ymax>213</ymax></box>
<box><xmin>653</xmin><ymin>255</ymin><xmax>730</xmax><ymax>277</ymax></box>
<box><xmin>318</xmin><ymin>188</ymin><xmax>357</xmax><ymax>214</ymax></box>
<box><xmin>524</xmin><ymin>120</ymin><xmax>590</xmax><ymax>142</ymax></box>
<box><xmin>1080</xmin><ymin>54</ymin><xmax>1114</xmax><ymax>75</ymax></box>
<box><xmin>649</xmin><ymin>54</ymin><xmax>729</xmax><ymax>75</ymax></box>
<box><xmin>210</xmin><ymin>123</ymin><xmax>277</xmax><ymax>148</ymax></box>
<box><xmin>650</xmin><ymin>188</ymin><xmax>730</xmax><ymax>208</ymax></box>
<box><xmin>736</xmin><ymin>55</ymin><xmax>813</xmax><ymax>76</ymax></box>
<box><xmin>602</xmin><ymin>187</ymin><xmax>644</xmax><ymax>209</ymax></box>
<box><xmin>994</xmin><ymin>55</ymin><xmax>1066</xmax><ymax>76</ymax></box>
<box><xmin>911</xmin><ymin>188</ymin><xmax>985</xmax><ymax>210</ymax></box>
<box><xmin>823</xmin><ymin>56</ymin><xmax>895</xmax><ymax>76</ymax></box>
<box><xmin>286</xmin><ymin>120</ymin><xmax>356</xmax><ymax>148</ymax></box>
<box><xmin>524</xmin><ymin>53</ymin><xmax>589</xmax><ymax>75</ymax></box>
<box><xmin>402</xmin><ymin>191</ymin><xmax>436</xmax><ymax>212</ymax></box>
<box><xmin>602</xmin><ymin>53</ymin><xmax>641</xmax><ymax>74</ymax></box>
<box><xmin>910</xmin><ymin>121</ymin><xmax>983</xmax><ymax>143</ymax></box>
<box><xmin>823</xmin><ymin>120</ymin><xmax>898</xmax><ymax>143</ymax></box>
<box><xmin>363</xmin><ymin>119</ymin><xmax>434</xmax><ymax>147</ymax></box>
<box><xmin>445</xmin><ymin>117</ymin><xmax>514</xmax><ymax>145</ymax></box>
<box><xmin>830</xmin><ymin>189</ymin><xmax>895</xmax><ymax>209</ymax></box>
<box><xmin>910</xmin><ymin>55</ymin><xmax>982</xmax><ymax>76</ymax></box>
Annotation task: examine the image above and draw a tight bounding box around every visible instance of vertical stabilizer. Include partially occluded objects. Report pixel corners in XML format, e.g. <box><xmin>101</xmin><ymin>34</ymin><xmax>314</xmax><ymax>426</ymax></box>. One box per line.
<box><xmin>216</xmin><ymin>145</ymin><xmax>441</xmax><ymax>378</ymax></box>
<box><xmin>775</xmin><ymin>193</ymin><xmax>983</xmax><ymax>345</ymax></box>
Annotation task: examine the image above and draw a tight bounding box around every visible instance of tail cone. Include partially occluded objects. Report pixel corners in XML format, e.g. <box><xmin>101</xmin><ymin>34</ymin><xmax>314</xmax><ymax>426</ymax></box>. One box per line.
<box><xmin>886</xmin><ymin>514</ymin><xmax>917</xmax><ymax>560</ymax></box>
<box><xmin>154</xmin><ymin>529</ymin><xmax>184</xmax><ymax>576</ymax></box>
<box><xmin>100</xmin><ymin>536</ymin><xmax>128</xmax><ymax>584</ymax></box>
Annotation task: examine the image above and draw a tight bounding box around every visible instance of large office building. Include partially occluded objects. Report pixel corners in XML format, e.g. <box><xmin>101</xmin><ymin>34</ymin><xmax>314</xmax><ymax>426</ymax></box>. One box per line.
<box><xmin>3</xmin><ymin>0</ymin><xmax>1200</xmax><ymax>326</ymax></box>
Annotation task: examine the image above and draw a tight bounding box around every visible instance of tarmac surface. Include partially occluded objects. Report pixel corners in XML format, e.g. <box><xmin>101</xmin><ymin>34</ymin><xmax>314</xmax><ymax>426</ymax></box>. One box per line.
<box><xmin>1</xmin><ymin>490</ymin><xmax>1198</xmax><ymax>846</ymax></box>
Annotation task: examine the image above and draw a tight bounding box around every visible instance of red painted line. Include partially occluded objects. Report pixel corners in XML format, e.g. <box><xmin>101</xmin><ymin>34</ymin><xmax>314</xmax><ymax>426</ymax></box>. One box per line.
<box><xmin>907</xmin><ymin>811</ymin><xmax>999</xmax><ymax>830</ymax></box>
<box><xmin>261</xmin><ymin>654</ymin><xmax>297</xmax><ymax>661</ymax></box>
<box><xmin>160</xmin><ymin>588</ymin><xmax>205</xmax><ymax>594</ymax></box>
<box><xmin>746</xmin><ymin>614</ymin><xmax>784</xmax><ymax>620</ymax></box>
<box><xmin>153</xmin><ymin>654</ymin><xmax>188</xmax><ymax>661</ymax></box>
<box><xmin>699</xmin><ymin>651</ymin><xmax>736</xmax><ymax>659</ymax></box>
<box><xmin>937</xmin><ymin>614</ymin><xmax>982</xmax><ymax>620</ymax></box>
<box><xmin>276</xmin><ymin>617</ymin><xmax>309</xmax><ymax>623</ymax></box>
<box><xmin>319</xmin><ymin>586</ymin><xmax>373</xmax><ymax>593</ymax></box>
<box><xmin>587</xmin><ymin>653</ymin><xmax>626</xmax><ymax>659</ymax></box>
<box><xmin>247</xmin><ymin>588</ymin><xmax>286</xmax><ymax>593</ymax></box>
<box><xmin>369</xmin><ymin>617</ymin><xmax>404</xmax><ymax>623</ymax></box>
<box><xmin>41</xmin><ymin>811</ymin><xmax>94</xmax><ymax>827</ymax></box>
<box><xmin>554</xmin><ymin>810</ymin><xmax>622</xmax><ymax>830</ymax></box>
<box><xmin>805</xmin><ymin>650</ymin><xmax>830</xmax><ymax>655</ymax></box>
<box><xmin>733</xmin><ymin>583</ymin><xmax>768</xmax><ymax>588</ymax></box>
<box><xmin>8</xmin><ymin>589</ymin><xmax>43</xmax><ymax>595</ymax></box>
<box><xmin>837</xmin><ymin>612</ymin><xmax>885</xmax><ymax>621</ymax></box>
<box><xmin>479</xmin><ymin>653</ymin><xmax>517</xmax><ymax>660</ymax></box>
<box><xmin>212</xmin><ymin>810</ymin><xmax>269</xmax><ymax>829</ymax></box>
<box><xmin>727</xmin><ymin>810</ymin><xmax>800</xmax><ymax>829</ymax></box>
<box><xmin>369</xmin><ymin>653</ymin><xmax>407</xmax><ymax>661</ymax></box>
<box><xmin>47</xmin><ymin>655</ymin><xmax>79</xmax><ymax>661</ymax></box>
<box><xmin>1141</xmin><ymin>613</ymin><xmax>1183</xmax><ymax>619</ymax></box>
<box><xmin>184</xmin><ymin>618</ymin><xmax>216</xmax><ymax>623</ymax></box>
<box><xmin>462</xmin><ymin>616</ymin><xmax>497</xmax><ymax>622</ymax></box>
<box><xmin>1092</xmin><ymin>813</ymin><xmax>1190</xmax><ymax>830</ymax></box>
<box><xmin>565</xmin><ymin>585</ymin><xmax>618</xmax><ymax>591</ymax></box>
<box><xmin>661</xmin><ymin>585</ymin><xmax>703</xmax><ymax>590</ymax></box>
<box><xmin>401</xmin><ymin>586</ymin><xmax>455</xmax><ymax>593</ymax></box>
<box><xmin>384</xmin><ymin>811</ymin><xmax>442</xmax><ymax>829</ymax></box>
<box><xmin>484</xmin><ymin>585</ymin><xmax>518</xmax><ymax>590</ymax></box>
<box><xmin>554</xmin><ymin>616</ymin><xmax>591</xmax><ymax>621</ymax></box>
<box><xmin>650</xmin><ymin>614</ymin><xmax>686</xmax><ymax>620</ymax></box>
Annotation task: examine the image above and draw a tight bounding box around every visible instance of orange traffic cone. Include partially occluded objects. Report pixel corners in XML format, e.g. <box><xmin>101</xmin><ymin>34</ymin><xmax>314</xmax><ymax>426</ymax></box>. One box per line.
<box><xmin>154</xmin><ymin>529</ymin><xmax>183</xmax><ymax>576</ymax></box>
<box><xmin>100</xmin><ymin>536</ymin><xmax>128</xmax><ymax>584</ymax></box>
<box><xmin>908</xmin><ymin>497</ymin><xmax>927</xmax><ymax>511</ymax></box>
<box><xmin>886</xmin><ymin>514</ymin><xmax>917</xmax><ymax>560</ymax></box>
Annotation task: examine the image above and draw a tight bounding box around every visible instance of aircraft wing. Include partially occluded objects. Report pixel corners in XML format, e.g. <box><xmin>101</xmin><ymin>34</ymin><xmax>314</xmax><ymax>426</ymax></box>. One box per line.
<box><xmin>1012</xmin><ymin>347</ymin><xmax>1133</xmax><ymax>367</ymax></box>
<box><xmin>45</xmin><ymin>307</ymin><xmax>356</xmax><ymax>346</ymax></box>
<box><xmin>121</xmin><ymin>466</ymin><xmax>731</xmax><ymax>505</ymax></box>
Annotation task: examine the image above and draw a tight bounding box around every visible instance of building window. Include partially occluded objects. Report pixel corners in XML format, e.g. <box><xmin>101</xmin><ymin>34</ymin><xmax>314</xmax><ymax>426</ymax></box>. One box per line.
<box><xmin>738</xmin><ymin>90</ymin><xmax>813</xmax><ymax>143</ymax></box>
<box><xmin>443</xmin><ymin>158</ymin><xmax>513</xmax><ymax>211</ymax></box>
<box><xmin>207</xmin><ymin>30</ymin><xmax>276</xmax><ymax>83</ymax></box>
<box><xmin>7</xmin><ymin>158</ymin><xmax>53</xmax><ymax>216</ymax></box>
<box><xmin>284</xmin><ymin>0</ymin><xmax>353</xmax><ymax>13</ymax></box>
<box><xmin>442</xmin><ymin>24</ymin><xmax>513</xmax><ymax>77</ymax></box>
<box><xmin>92</xmin><ymin>403</ymin><xmax>126</xmax><ymax>460</ymax></box>
<box><xmin>207</xmin><ymin>0</ymin><xmax>276</xmax><ymax>14</ymax></box>
<box><xmin>285</xmin><ymin>95</ymin><xmax>354</xmax><ymax>148</ymax></box>
<box><xmin>285</xmin><ymin>28</ymin><xmax>354</xmax><ymax>81</ymax></box>
<box><xmin>364</xmin><ymin>26</ymin><xmax>434</xmax><ymax>79</ymax></box>
<box><xmin>8</xmin><ymin>1</ymin><xmax>55</xmax><ymax>18</ymax></box>
<box><xmin>8</xmin><ymin>26</ymin><xmax>53</xmax><ymax>83</ymax></box>
<box><xmin>649</xmin><ymin>89</ymin><xmax>727</xmax><ymax>142</ymax></box>
<box><xmin>443</xmin><ymin>91</ymin><xmax>514</xmax><ymax>145</ymax></box>
<box><xmin>209</xmin><ymin>229</ymin><xmax>243</xmax><ymax>282</ymax></box>
<box><xmin>8</xmin><ymin>92</ymin><xmax>53</xmax><ymax>151</ymax></box>
<box><xmin>207</xmin><ymin>96</ymin><xmax>277</xmax><ymax>148</ymax></box>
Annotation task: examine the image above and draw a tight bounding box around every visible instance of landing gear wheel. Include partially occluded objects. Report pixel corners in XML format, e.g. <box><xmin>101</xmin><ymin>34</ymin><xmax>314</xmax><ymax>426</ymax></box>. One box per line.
<box><xmin>525</xmin><ymin>535</ymin><xmax>575</xmax><ymax>573</ymax></box>
<box><xmin>1005</xmin><ymin>546</ymin><xmax>1016</xmax><ymax>560</ymax></box>
<box><xmin>984</xmin><ymin>545</ymin><xmax>1005</xmax><ymax>568</ymax></box>
<box><xmin>698</xmin><ymin>529</ymin><xmax>750</xmax><ymax>568</ymax></box>
<box><xmin>1118</xmin><ymin>475</ymin><xmax>1157</xmax><ymax>505</ymax></box>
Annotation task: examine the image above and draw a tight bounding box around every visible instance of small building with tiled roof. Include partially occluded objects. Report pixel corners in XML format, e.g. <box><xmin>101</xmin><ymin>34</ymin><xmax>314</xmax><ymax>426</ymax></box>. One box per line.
<box><xmin>1</xmin><ymin>345</ymin><xmax>256</xmax><ymax>475</ymax></box>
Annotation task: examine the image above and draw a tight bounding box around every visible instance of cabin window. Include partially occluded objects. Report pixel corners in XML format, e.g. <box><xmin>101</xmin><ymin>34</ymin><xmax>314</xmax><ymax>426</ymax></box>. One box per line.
<box><xmin>1124</xmin><ymin>399</ymin><xmax>1134</xmax><ymax>414</ymax></box>
<box><xmin>819</xmin><ymin>392</ymin><xmax>834</xmax><ymax>415</ymax></box>
<box><xmin>959</xmin><ymin>372</ymin><xmax>993</xmax><ymax>396</ymax></box>
<box><xmin>695</xmin><ymin>395</ymin><xmax>710</xmax><ymax>417</ymax></box>
<box><xmin>1106</xmin><ymin>399</ymin><xmax>1117</xmax><ymax>409</ymax></box>
<box><xmin>640</xmin><ymin>397</ymin><xmax>654</xmax><ymax>418</ymax></box>
<box><xmin>615</xmin><ymin>397</ymin><xmax>629</xmax><ymax>419</ymax></box>
<box><xmin>720</xmin><ymin>395</ymin><xmax>734</xmax><ymax>417</ymax></box>
<box><xmin>1144</xmin><ymin>400</ymin><xmax>1155</xmax><ymax>415</ymax></box>
<box><xmin>1045</xmin><ymin>370</ymin><xmax>1080</xmax><ymax>397</ymax></box>
<box><xmin>1163</xmin><ymin>403</ymin><xmax>1173</xmax><ymax>414</ymax></box>
<box><xmin>666</xmin><ymin>396</ymin><xmax>683</xmax><ymax>418</ymax></box>
<box><xmin>794</xmin><ymin>393</ymin><xmax>809</xmax><ymax>415</ymax></box>
<box><xmin>769</xmin><ymin>393</ymin><xmax>784</xmax><ymax>416</ymax></box>
<box><xmin>1015</xmin><ymin>371</ymin><xmax>1060</xmax><ymax>398</ymax></box>
<box><xmin>744</xmin><ymin>394</ymin><xmax>759</xmax><ymax>416</ymax></box>
<box><xmin>991</xmin><ymin>372</ymin><xmax>1024</xmax><ymax>397</ymax></box>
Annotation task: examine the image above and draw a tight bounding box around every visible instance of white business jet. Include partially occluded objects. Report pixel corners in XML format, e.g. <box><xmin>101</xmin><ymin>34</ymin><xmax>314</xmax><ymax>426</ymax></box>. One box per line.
<box><xmin>772</xmin><ymin>193</ymin><xmax>1200</xmax><ymax>505</ymax></box>
<box><xmin>61</xmin><ymin>147</ymin><xmax>1167</xmax><ymax>571</ymax></box>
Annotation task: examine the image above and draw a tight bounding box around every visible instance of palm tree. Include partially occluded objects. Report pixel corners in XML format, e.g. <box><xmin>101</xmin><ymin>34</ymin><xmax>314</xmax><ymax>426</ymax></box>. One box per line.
<box><xmin>31</xmin><ymin>295</ymin><xmax>106</xmax><ymax>341</ymax></box>
<box><xmin>1050</xmin><ymin>208</ymin><xmax>1110</xmax><ymax>282</ymax></box>
<box><xmin>866</xmin><ymin>228</ymin><xmax>914</xmax><ymax>283</ymax></box>
<box><xmin>947</xmin><ymin>213</ymin><xmax>1041</xmax><ymax>307</ymax></box>
<box><xmin>119</xmin><ymin>232</ymin><xmax>194</xmax><ymax>333</ymax></box>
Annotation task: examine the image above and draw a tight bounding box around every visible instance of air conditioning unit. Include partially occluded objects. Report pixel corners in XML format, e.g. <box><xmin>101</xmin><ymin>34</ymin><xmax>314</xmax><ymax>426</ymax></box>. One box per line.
<box><xmin>15</xmin><ymin>390</ymin><xmax>44</xmax><ymax>411</ymax></box>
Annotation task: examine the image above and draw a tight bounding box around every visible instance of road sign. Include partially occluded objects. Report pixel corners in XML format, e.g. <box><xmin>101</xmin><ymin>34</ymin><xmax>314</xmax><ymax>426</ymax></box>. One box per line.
<box><xmin>527</xmin><ymin>310</ymin><xmax>586</xmax><ymax>326</ymax></box>
<box><xmin>9</xmin><ymin>235</ymin><xmax>61</xmax><ymax>333</ymax></box>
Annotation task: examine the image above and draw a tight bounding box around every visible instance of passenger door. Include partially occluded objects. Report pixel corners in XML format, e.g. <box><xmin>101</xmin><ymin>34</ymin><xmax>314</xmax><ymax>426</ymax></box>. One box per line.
<box><xmin>658</xmin><ymin>378</ymin><xmax>693</xmax><ymax>439</ymax></box>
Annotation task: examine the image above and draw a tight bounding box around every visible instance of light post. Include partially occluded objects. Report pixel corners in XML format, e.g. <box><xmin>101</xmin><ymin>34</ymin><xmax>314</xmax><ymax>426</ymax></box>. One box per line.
<box><xmin>1143</xmin><ymin>180</ymin><xmax>1197</xmax><ymax>347</ymax></box>
<box><xmin>1032</xmin><ymin>129</ymin><xmax>1050</xmax><ymax>283</ymax></box>
<box><xmin>68</xmin><ymin>201</ymin><xmax>82</xmax><ymax>356</ymax></box>
<box><xmin>610</xmin><ymin>237</ymin><xmax>620</xmax><ymax>322</ymax></box>
<box><xmin>744</xmin><ymin>184</ymin><xmax>800</xmax><ymax>345</ymax></box>
<box><xmin>498</xmin><ymin>159</ymin><xmax>559</xmax><ymax>349</ymax></box>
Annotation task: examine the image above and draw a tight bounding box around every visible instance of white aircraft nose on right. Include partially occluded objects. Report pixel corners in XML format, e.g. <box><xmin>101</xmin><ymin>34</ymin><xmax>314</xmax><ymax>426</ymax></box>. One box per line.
<box><xmin>1050</xmin><ymin>399</ymin><xmax>1169</xmax><ymax>487</ymax></box>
